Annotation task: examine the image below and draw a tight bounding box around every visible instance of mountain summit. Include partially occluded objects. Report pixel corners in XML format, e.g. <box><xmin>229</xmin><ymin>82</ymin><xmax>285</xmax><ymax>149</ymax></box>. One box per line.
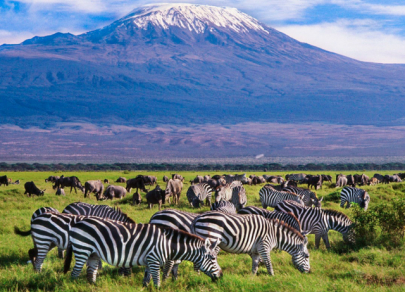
<box><xmin>0</xmin><ymin>3</ymin><xmax>404</xmax><ymax>130</ymax></box>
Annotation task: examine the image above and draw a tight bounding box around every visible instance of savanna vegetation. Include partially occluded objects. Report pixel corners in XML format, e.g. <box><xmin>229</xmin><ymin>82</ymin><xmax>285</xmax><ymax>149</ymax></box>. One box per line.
<box><xmin>1</xmin><ymin>170</ymin><xmax>404</xmax><ymax>291</ymax></box>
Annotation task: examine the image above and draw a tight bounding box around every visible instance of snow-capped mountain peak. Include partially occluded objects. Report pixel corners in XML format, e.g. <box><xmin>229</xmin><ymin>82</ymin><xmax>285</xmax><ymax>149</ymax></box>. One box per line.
<box><xmin>120</xmin><ymin>3</ymin><xmax>269</xmax><ymax>34</ymax></box>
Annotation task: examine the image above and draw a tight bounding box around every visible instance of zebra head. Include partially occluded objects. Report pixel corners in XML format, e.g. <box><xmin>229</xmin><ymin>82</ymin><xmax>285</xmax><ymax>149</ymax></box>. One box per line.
<box><xmin>291</xmin><ymin>236</ymin><xmax>311</xmax><ymax>273</ymax></box>
<box><xmin>311</xmin><ymin>196</ymin><xmax>323</xmax><ymax>208</ymax></box>
<box><xmin>359</xmin><ymin>192</ymin><xmax>371</xmax><ymax>210</ymax></box>
<box><xmin>192</xmin><ymin>197</ymin><xmax>201</xmax><ymax>208</ymax></box>
<box><xmin>196</xmin><ymin>238</ymin><xmax>222</xmax><ymax>282</ymax></box>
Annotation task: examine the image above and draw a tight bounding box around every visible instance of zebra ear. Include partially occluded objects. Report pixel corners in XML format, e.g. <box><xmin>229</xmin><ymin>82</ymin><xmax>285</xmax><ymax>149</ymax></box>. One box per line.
<box><xmin>212</xmin><ymin>238</ymin><xmax>221</xmax><ymax>249</ymax></box>
<box><xmin>303</xmin><ymin>236</ymin><xmax>309</xmax><ymax>245</ymax></box>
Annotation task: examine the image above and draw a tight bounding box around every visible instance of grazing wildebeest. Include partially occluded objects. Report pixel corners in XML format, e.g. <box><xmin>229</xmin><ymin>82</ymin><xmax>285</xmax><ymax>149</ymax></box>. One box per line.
<box><xmin>55</xmin><ymin>188</ymin><xmax>65</xmax><ymax>196</ymax></box>
<box><xmin>126</xmin><ymin>176</ymin><xmax>147</xmax><ymax>193</ymax></box>
<box><xmin>171</xmin><ymin>174</ymin><xmax>184</xmax><ymax>182</ymax></box>
<box><xmin>98</xmin><ymin>185</ymin><xmax>127</xmax><ymax>200</ymax></box>
<box><xmin>103</xmin><ymin>179</ymin><xmax>109</xmax><ymax>184</ymax></box>
<box><xmin>396</xmin><ymin>173</ymin><xmax>405</xmax><ymax>180</ymax></box>
<box><xmin>116</xmin><ymin>177</ymin><xmax>127</xmax><ymax>183</ymax></box>
<box><xmin>304</xmin><ymin>175</ymin><xmax>323</xmax><ymax>190</ymax></box>
<box><xmin>163</xmin><ymin>175</ymin><xmax>169</xmax><ymax>183</ymax></box>
<box><xmin>45</xmin><ymin>176</ymin><xmax>59</xmax><ymax>183</ymax></box>
<box><xmin>211</xmin><ymin>175</ymin><xmax>223</xmax><ymax>180</ymax></box>
<box><xmin>321</xmin><ymin>175</ymin><xmax>332</xmax><ymax>183</ymax></box>
<box><xmin>24</xmin><ymin>182</ymin><xmax>45</xmax><ymax>197</ymax></box>
<box><xmin>142</xmin><ymin>175</ymin><xmax>157</xmax><ymax>187</ymax></box>
<box><xmin>346</xmin><ymin>175</ymin><xmax>356</xmax><ymax>187</ymax></box>
<box><xmin>165</xmin><ymin>179</ymin><xmax>183</xmax><ymax>205</ymax></box>
<box><xmin>203</xmin><ymin>175</ymin><xmax>211</xmax><ymax>182</ymax></box>
<box><xmin>241</xmin><ymin>177</ymin><xmax>252</xmax><ymax>185</ymax></box>
<box><xmin>13</xmin><ymin>180</ymin><xmax>20</xmax><ymax>185</ymax></box>
<box><xmin>53</xmin><ymin>176</ymin><xmax>84</xmax><ymax>194</ymax></box>
<box><xmin>373</xmin><ymin>173</ymin><xmax>384</xmax><ymax>184</ymax></box>
<box><xmin>389</xmin><ymin>174</ymin><xmax>402</xmax><ymax>183</ymax></box>
<box><xmin>0</xmin><ymin>175</ymin><xmax>9</xmax><ymax>186</ymax></box>
<box><xmin>285</xmin><ymin>173</ymin><xmax>307</xmax><ymax>183</ymax></box>
<box><xmin>265</xmin><ymin>176</ymin><xmax>284</xmax><ymax>184</ymax></box>
<box><xmin>146</xmin><ymin>185</ymin><xmax>166</xmax><ymax>210</ymax></box>
<box><xmin>132</xmin><ymin>192</ymin><xmax>142</xmax><ymax>205</ymax></box>
<box><xmin>336</xmin><ymin>175</ymin><xmax>348</xmax><ymax>188</ymax></box>
<box><xmin>191</xmin><ymin>175</ymin><xmax>204</xmax><ymax>185</ymax></box>
<box><xmin>206</xmin><ymin>178</ymin><xmax>226</xmax><ymax>191</ymax></box>
<box><xmin>84</xmin><ymin>180</ymin><xmax>104</xmax><ymax>198</ymax></box>
<box><xmin>369</xmin><ymin>177</ymin><xmax>378</xmax><ymax>186</ymax></box>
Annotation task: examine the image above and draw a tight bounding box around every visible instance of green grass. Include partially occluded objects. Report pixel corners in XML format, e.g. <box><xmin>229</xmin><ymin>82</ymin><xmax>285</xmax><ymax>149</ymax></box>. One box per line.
<box><xmin>1</xmin><ymin>170</ymin><xmax>404</xmax><ymax>291</ymax></box>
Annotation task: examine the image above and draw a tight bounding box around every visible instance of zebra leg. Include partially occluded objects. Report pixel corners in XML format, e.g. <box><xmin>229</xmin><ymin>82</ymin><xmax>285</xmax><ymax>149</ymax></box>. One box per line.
<box><xmin>258</xmin><ymin>250</ymin><xmax>274</xmax><ymax>276</ymax></box>
<box><xmin>163</xmin><ymin>260</ymin><xmax>174</xmax><ymax>281</ymax></box>
<box><xmin>250</xmin><ymin>254</ymin><xmax>261</xmax><ymax>275</ymax></box>
<box><xmin>71</xmin><ymin>249</ymin><xmax>91</xmax><ymax>280</ymax></box>
<box><xmin>118</xmin><ymin>267</ymin><xmax>132</xmax><ymax>276</ymax></box>
<box><xmin>57</xmin><ymin>248</ymin><xmax>65</xmax><ymax>259</ymax></box>
<box><xmin>143</xmin><ymin>267</ymin><xmax>152</xmax><ymax>287</ymax></box>
<box><xmin>346</xmin><ymin>202</ymin><xmax>351</xmax><ymax>209</ymax></box>
<box><xmin>86</xmin><ymin>253</ymin><xmax>100</xmax><ymax>284</ymax></box>
<box><xmin>33</xmin><ymin>242</ymin><xmax>56</xmax><ymax>272</ymax></box>
<box><xmin>314</xmin><ymin>233</ymin><xmax>322</xmax><ymax>249</ymax></box>
<box><xmin>321</xmin><ymin>233</ymin><xmax>331</xmax><ymax>250</ymax></box>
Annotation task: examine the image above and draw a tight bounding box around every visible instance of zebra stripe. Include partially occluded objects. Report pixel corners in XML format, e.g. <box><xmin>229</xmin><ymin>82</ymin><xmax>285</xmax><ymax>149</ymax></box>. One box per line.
<box><xmin>149</xmin><ymin>209</ymin><xmax>197</xmax><ymax>233</ymax></box>
<box><xmin>340</xmin><ymin>187</ymin><xmax>370</xmax><ymax>210</ymax></box>
<box><xmin>31</xmin><ymin>206</ymin><xmax>59</xmax><ymax>222</ymax></box>
<box><xmin>275</xmin><ymin>200</ymin><xmax>355</xmax><ymax>249</ymax></box>
<box><xmin>283</xmin><ymin>186</ymin><xmax>323</xmax><ymax>208</ymax></box>
<box><xmin>214</xmin><ymin>183</ymin><xmax>247</xmax><ymax>211</ymax></box>
<box><xmin>210</xmin><ymin>201</ymin><xmax>237</xmax><ymax>214</ymax></box>
<box><xmin>259</xmin><ymin>186</ymin><xmax>304</xmax><ymax>208</ymax></box>
<box><xmin>64</xmin><ymin>218</ymin><xmax>222</xmax><ymax>287</ymax></box>
<box><xmin>62</xmin><ymin>202</ymin><xmax>135</xmax><ymax>223</ymax></box>
<box><xmin>191</xmin><ymin>212</ymin><xmax>310</xmax><ymax>275</ymax></box>
<box><xmin>186</xmin><ymin>183</ymin><xmax>213</xmax><ymax>208</ymax></box>
<box><xmin>237</xmin><ymin>206</ymin><xmax>302</xmax><ymax>232</ymax></box>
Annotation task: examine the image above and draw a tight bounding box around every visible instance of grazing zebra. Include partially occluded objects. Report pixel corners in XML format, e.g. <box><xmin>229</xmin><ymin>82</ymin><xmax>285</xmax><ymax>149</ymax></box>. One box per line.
<box><xmin>210</xmin><ymin>201</ymin><xmax>237</xmax><ymax>214</ymax></box>
<box><xmin>190</xmin><ymin>212</ymin><xmax>310</xmax><ymax>275</ymax></box>
<box><xmin>186</xmin><ymin>183</ymin><xmax>213</xmax><ymax>208</ymax></box>
<box><xmin>259</xmin><ymin>186</ymin><xmax>304</xmax><ymax>208</ymax></box>
<box><xmin>275</xmin><ymin>200</ymin><xmax>355</xmax><ymax>249</ymax></box>
<box><xmin>237</xmin><ymin>206</ymin><xmax>302</xmax><ymax>232</ymax></box>
<box><xmin>62</xmin><ymin>202</ymin><xmax>135</xmax><ymax>223</ymax></box>
<box><xmin>283</xmin><ymin>186</ymin><xmax>323</xmax><ymax>208</ymax></box>
<box><xmin>31</xmin><ymin>206</ymin><xmax>59</xmax><ymax>221</ymax></box>
<box><xmin>285</xmin><ymin>173</ymin><xmax>307</xmax><ymax>183</ymax></box>
<box><xmin>340</xmin><ymin>187</ymin><xmax>371</xmax><ymax>210</ymax></box>
<box><xmin>64</xmin><ymin>218</ymin><xmax>222</xmax><ymax>287</ymax></box>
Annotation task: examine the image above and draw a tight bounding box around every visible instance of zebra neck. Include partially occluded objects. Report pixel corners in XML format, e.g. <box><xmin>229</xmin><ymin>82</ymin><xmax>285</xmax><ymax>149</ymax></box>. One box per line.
<box><xmin>275</xmin><ymin>228</ymin><xmax>302</xmax><ymax>254</ymax></box>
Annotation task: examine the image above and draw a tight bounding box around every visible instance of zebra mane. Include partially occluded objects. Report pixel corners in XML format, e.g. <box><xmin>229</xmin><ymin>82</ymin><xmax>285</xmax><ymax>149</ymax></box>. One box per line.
<box><xmin>112</xmin><ymin>206</ymin><xmax>136</xmax><ymax>224</ymax></box>
<box><xmin>322</xmin><ymin>208</ymin><xmax>352</xmax><ymax>222</ymax></box>
<box><xmin>287</xmin><ymin>212</ymin><xmax>302</xmax><ymax>232</ymax></box>
<box><xmin>272</xmin><ymin>219</ymin><xmax>305</xmax><ymax>241</ymax></box>
<box><xmin>161</xmin><ymin>226</ymin><xmax>205</xmax><ymax>242</ymax></box>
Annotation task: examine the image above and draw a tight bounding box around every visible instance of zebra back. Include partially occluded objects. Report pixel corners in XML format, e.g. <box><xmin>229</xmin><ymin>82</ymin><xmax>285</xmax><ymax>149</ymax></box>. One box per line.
<box><xmin>340</xmin><ymin>187</ymin><xmax>370</xmax><ymax>210</ymax></box>
<box><xmin>149</xmin><ymin>209</ymin><xmax>198</xmax><ymax>233</ymax></box>
<box><xmin>283</xmin><ymin>186</ymin><xmax>322</xmax><ymax>208</ymax></box>
<box><xmin>62</xmin><ymin>202</ymin><xmax>135</xmax><ymax>223</ymax></box>
<box><xmin>31</xmin><ymin>207</ymin><xmax>60</xmax><ymax>222</ymax></box>
<box><xmin>259</xmin><ymin>186</ymin><xmax>304</xmax><ymax>208</ymax></box>
<box><xmin>210</xmin><ymin>201</ymin><xmax>237</xmax><ymax>214</ymax></box>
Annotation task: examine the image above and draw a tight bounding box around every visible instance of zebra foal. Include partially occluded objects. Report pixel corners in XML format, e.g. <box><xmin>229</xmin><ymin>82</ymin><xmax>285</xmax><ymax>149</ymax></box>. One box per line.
<box><xmin>64</xmin><ymin>218</ymin><xmax>222</xmax><ymax>287</ymax></box>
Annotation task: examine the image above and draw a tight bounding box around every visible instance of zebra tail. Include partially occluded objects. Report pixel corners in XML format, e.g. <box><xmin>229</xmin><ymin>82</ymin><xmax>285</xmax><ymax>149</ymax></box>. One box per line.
<box><xmin>14</xmin><ymin>226</ymin><xmax>31</xmax><ymax>236</ymax></box>
<box><xmin>64</xmin><ymin>244</ymin><xmax>73</xmax><ymax>274</ymax></box>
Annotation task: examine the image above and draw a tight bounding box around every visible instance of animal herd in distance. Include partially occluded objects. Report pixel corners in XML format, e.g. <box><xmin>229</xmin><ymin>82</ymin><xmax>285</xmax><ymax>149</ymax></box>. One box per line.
<box><xmin>8</xmin><ymin>171</ymin><xmax>400</xmax><ymax>287</ymax></box>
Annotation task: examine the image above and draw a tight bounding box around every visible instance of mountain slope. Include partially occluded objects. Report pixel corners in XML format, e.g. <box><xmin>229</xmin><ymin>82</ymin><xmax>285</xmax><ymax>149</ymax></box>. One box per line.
<box><xmin>0</xmin><ymin>3</ymin><xmax>405</xmax><ymax>128</ymax></box>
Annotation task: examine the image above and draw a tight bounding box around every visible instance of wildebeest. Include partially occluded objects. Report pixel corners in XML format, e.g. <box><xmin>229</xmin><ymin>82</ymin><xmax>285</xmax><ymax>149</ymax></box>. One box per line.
<box><xmin>304</xmin><ymin>175</ymin><xmax>323</xmax><ymax>190</ymax></box>
<box><xmin>224</xmin><ymin>173</ymin><xmax>246</xmax><ymax>184</ymax></box>
<box><xmin>285</xmin><ymin>173</ymin><xmax>307</xmax><ymax>183</ymax></box>
<box><xmin>0</xmin><ymin>175</ymin><xmax>9</xmax><ymax>186</ymax></box>
<box><xmin>98</xmin><ymin>185</ymin><xmax>127</xmax><ymax>200</ymax></box>
<box><xmin>191</xmin><ymin>175</ymin><xmax>204</xmax><ymax>184</ymax></box>
<box><xmin>146</xmin><ymin>185</ymin><xmax>166</xmax><ymax>210</ymax></box>
<box><xmin>132</xmin><ymin>192</ymin><xmax>142</xmax><ymax>205</ymax></box>
<box><xmin>84</xmin><ymin>180</ymin><xmax>104</xmax><ymax>198</ymax></box>
<box><xmin>251</xmin><ymin>175</ymin><xmax>266</xmax><ymax>185</ymax></box>
<box><xmin>206</xmin><ymin>178</ymin><xmax>226</xmax><ymax>190</ymax></box>
<box><xmin>321</xmin><ymin>175</ymin><xmax>332</xmax><ymax>183</ymax></box>
<box><xmin>203</xmin><ymin>175</ymin><xmax>211</xmax><ymax>182</ymax></box>
<box><xmin>373</xmin><ymin>173</ymin><xmax>384</xmax><ymax>184</ymax></box>
<box><xmin>389</xmin><ymin>174</ymin><xmax>402</xmax><ymax>183</ymax></box>
<box><xmin>369</xmin><ymin>177</ymin><xmax>378</xmax><ymax>186</ymax></box>
<box><xmin>165</xmin><ymin>179</ymin><xmax>183</xmax><ymax>205</ymax></box>
<box><xmin>346</xmin><ymin>175</ymin><xmax>356</xmax><ymax>187</ymax></box>
<box><xmin>396</xmin><ymin>173</ymin><xmax>405</xmax><ymax>180</ymax></box>
<box><xmin>116</xmin><ymin>177</ymin><xmax>127</xmax><ymax>183</ymax></box>
<box><xmin>126</xmin><ymin>176</ymin><xmax>148</xmax><ymax>193</ymax></box>
<box><xmin>24</xmin><ymin>182</ymin><xmax>45</xmax><ymax>197</ymax></box>
<box><xmin>55</xmin><ymin>188</ymin><xmax>65</xmax><ymax>196</ymax></box>
<box><xmin>336</xmin><ymin>175</ymin><xmax>348</xmax><ymax>188</ymax></box>
<box><xmin>211</xmin><ymin>175</ymin><xmax>223</xmax><ymax>180</ymax></box>
<box><xmin>103</xmin><ymin>179</ymin><xmax>109</xmax><ymax>184</ymax></box>
<box><xmin>53</xmin><ymin>176</ymin><xmax>84</xmax><ymax>194</ymax></box>
<box><xmin>163</xmin><ymin>175</ymin><xmax>169</xmax><ymax>183</ymax></box>
<box><xmin>45</xmin><ymin>176</ymin><xmax>59</xmax><ymax>183</ymax></box>
<box><xmin>13</xmin><ymin>180</ymin><xmax>20</xmax><ymax>185</ymax></box>
<box><xmin>142</xmin><ymin>175</ymin><xmax>157</xmax><ymax>187</ymax></box>
<box><xmin>172</xmin><ymin>174</ymin><xmax>184</xmax><ymax>182</ymax></box>
<box><xmin>265</xmin><ymin>176</ymin><xmax>284</xmax><ymax>184</ymax></box>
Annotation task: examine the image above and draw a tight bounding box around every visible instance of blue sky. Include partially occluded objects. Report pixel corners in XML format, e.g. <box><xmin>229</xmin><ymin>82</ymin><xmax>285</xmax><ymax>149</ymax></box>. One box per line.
<box><xmin>1</xmin><ymin>0</ymin><xmax>405</xmax><ymax>63</ymax></box>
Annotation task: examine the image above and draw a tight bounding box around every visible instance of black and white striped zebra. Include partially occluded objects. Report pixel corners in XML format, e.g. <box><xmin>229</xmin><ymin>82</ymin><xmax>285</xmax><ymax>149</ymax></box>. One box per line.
<box><xmin>210</xmin><ymin>201</ymin><xmax>237</xmax><ymax>214</ymax></box>
<box><xmin>31</xmin><ymin>206</ymin><xmax>59</xmax><ymax>221</ymax></box>
<box><xmin>186</xmin><ymin>183</ymin><xmax>213</xmax><ymax>208</ymax></box>
<box><xmin>283</xmin><ymin>186</ymin><xmax>323</xmax><ymax>208</ymax></box>
<box><xmin>215</xmin><ymin>182</ymin><xmax>247</xmax><ymax>211</ymax></box>
<box><xmin>64</xmin><ymin>218</ymin><xmax>222</xmax><ymax>287</ymax></box>
<box><xmin>62</xmin><ymin>202</ymin><xmax>135</xmax><ymax>223</ymax></box>
<box><xmin>238</xmin><ymin>206</ymin><xmax>302</xmax><ymax>232</ymax></box>
<box><xmin>340</xmin><ymin>187</ymin><xmax>371</xmax><ymax>210</ymax></box>
<box><xmin>259</xmin><ymin>186</ymin><xmax>304</xmax><ymax>208</ymax></box>
<box><xmin>190</xmin><ymin>212</ymin><xmax>310</xmax><ymax>275</ymax></box>
<box><xmin>275</xmin><ymin>200</ymin><xmax>355</xmax><ymax>249</ymax></box>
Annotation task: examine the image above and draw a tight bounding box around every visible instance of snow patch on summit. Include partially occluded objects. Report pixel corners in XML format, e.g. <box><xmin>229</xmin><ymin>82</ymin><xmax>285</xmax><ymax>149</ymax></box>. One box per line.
<box><xmin>122</xmin><ymin>3</ymin><xmax>269</xmax><ymax>34</ymax></box>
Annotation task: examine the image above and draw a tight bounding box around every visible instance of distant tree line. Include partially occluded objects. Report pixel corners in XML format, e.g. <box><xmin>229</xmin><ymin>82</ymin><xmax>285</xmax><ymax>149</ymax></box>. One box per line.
<box><xmin>1</xmin><ymin>162</ymin><xmax>405</xmax><ymax>172</ymax></box>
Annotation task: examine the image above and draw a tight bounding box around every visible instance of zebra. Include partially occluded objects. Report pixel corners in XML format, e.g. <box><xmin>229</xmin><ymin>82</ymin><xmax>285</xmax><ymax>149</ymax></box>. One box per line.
<box><xmin>210</xmin><ymin>201</ymin><xmax>237</xmax><ymax>214</ymax></box>
<box><xmin>64</xmin><ymin>218</ymin><xmax>223</xmax><ymax>287</ymax></box>
<box><xmin>283</xmin><ymin>186</ymin><xmax>323</xmax><ymax>208</ymax></box>
<box><xmin>285</xmin><ymin>173</ymin><xmax>307</xmax><ymax>183</ymax></box>
<box><xmin>186</xmin><ymin>183</ymin><xmax>213</xmax><ymax>208</ymax></box>
<box><xmin>275</xmin><ymin>200</ymin><xmax>355</xmax><ymax>249</ymax></box>
<box><xmin>340</xmin><ymin>187</ymin><xmax>371</xmax><ymax>210</ymax></box>
<box><xmin>31</xmin><ymin>206</ymin><xmax>59</xmax><ymax>222</ymax></box>
<box><xmin>214</xmin><ymin>182</ymin><xmax>247</xmax><ymax>210</ymax></box>
<box><xmin>62</xmin><ymin>202</ymin><xmax>135</xmax><ymax>223</ymax></box>
<box><xmin>259</xmin><ymin>186</ymin><xmax>304</xmax><ymax>208</ymax></box>
<box><xmin>190</xmin><ymin>212</ymin><xmax>310</xmax><ymax>275</ymax></box>
<box><xmin>238</xmin><ymin>206</ymin><xmax>302</xmax><ymax>232</ymax></box>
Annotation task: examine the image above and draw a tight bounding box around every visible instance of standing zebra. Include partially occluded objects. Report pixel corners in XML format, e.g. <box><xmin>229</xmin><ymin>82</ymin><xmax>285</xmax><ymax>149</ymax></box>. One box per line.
<box><xmin>259</xmin><ymin>186</ymin><xmax>304</xmax><ymax>208</ymax></box>
<box><xmin>238</xmin><ymin>206</ymin><xmax>302</xmax><ymax>232</ymax></box>
<box><xmin>275</xmin><ymin>200</ymin><xmax>355</xmax><ymax>249</ymax></box>
<box><xmin>62</xmin><ymin>202</ymin><xmax>135</xmax><ymax>223</ymax></box>
<box><xmin>283</xmin><ymin>186</ymin><xmax>323</xmax><ymax>208</ymax></box>
<box><xmin>215</xmin><ymin>182</ymin><xmax>247</xmax><ymax>211</ymax></box>
<box><xmin>190</xmin><ymin>212</ymin><xmax>310</xmax><ymax>275</ymax></box>
<box><xmin>64</xmin><ymin>218</ymin><xmax>222</xmax><ymax>287</ymax></box>
<box><xmin>210</xmin><ymin>201</ymin><xmax>237</xmax><ymax>214</ymax></box>
<box><xmin>186</xmin><ymin>183</ymin><xmax>213</xmax><ymax>208</ymax></box>
<box><xmin>31</xmin><ymin>206</ymin><xmax>59</xmax><ymax>221</ymax></box>
<box><xmin>340</xmin><ymin>187</ymin><xmax>371</xmax><ymax>210</ymax></box>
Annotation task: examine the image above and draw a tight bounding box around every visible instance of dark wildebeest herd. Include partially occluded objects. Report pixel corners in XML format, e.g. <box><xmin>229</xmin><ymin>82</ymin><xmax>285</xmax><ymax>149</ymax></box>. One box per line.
<box><xmin>5</xmin><ymin>171</ymin><xmax>403</xmax><ymax>287</ymax></box>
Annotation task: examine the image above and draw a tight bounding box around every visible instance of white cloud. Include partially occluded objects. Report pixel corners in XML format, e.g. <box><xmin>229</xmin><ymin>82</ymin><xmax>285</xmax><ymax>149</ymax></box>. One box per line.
<box><xmin>276</xmin><ymin>19</ymin><xmax>405</xmax><ymax>63</ymax></box>
<box><xmin>0</xmin><ymin>30</ymin><xmax>35</xmax><ymax>45</ymax></box>
<box><xmin>332</xmin><ymin>0</ymin><xmax>405</xmax><ymax>16</ymax></box>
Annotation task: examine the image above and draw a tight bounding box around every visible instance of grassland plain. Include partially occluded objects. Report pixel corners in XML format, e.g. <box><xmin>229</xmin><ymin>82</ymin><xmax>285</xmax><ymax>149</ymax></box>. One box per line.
<box><xmin>0</xmin><ymin>170</ymin><xmax>404</xmax><ymax>292</ymax></box>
